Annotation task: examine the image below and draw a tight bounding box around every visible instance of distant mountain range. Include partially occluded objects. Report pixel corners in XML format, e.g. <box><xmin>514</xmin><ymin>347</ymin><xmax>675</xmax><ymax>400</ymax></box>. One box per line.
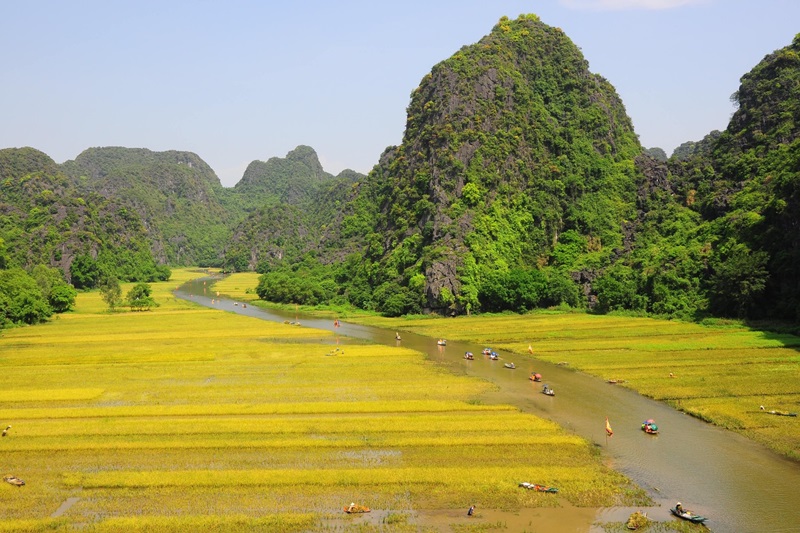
<box><xmin>2</xmin><ymin>16</ymin><xmax>798</xmax><ymax>322</ymax></box>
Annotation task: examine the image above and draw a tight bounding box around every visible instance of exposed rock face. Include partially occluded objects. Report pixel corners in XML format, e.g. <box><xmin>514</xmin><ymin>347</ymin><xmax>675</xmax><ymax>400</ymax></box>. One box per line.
<box><xmin>361</xmin><ymin>14</ymin><xmax>641</xmax><ymax>312</ymax></box>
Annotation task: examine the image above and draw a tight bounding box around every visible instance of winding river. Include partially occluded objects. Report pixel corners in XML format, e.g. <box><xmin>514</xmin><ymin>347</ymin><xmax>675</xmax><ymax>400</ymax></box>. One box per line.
<box><xmin>176</xmin><ymin>278</ymin><xmax>800</xmax><ymax>533</ymax></box>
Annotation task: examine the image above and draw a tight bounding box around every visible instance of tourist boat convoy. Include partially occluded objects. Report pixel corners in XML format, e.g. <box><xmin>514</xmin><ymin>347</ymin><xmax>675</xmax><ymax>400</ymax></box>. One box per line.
<box><xmin>363</xmin><ymin>337</ymin><xmax>698</xmax><ymax>523</ymax></box>
<box><xmin>431</xmin><ymin>340</ymin><xmax>704</xmax><ymax>525</ymax></box>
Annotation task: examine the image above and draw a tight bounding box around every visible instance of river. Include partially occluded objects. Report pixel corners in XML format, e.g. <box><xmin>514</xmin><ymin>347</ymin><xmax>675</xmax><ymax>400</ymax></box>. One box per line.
<box><xmin>175</xmin><ymin>278</ymin><xmax>800</xmax><ymax>533</ymax></box>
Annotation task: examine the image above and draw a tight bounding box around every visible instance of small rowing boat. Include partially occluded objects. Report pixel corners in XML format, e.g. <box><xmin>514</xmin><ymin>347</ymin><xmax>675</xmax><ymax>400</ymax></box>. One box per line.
<box><xmin>343</xmin><ymin>504</ymin><xmax>370</xmax><ymax>514</ymax></box>
<box><xmin>670</xmin><ymin>506</ymin><xmax>707</xmax><ymax>524</ymax></box>
<box><xmin>518</xmin><ymin>482</ymin><xmax>558</xmax><ymax>493</ymax></box>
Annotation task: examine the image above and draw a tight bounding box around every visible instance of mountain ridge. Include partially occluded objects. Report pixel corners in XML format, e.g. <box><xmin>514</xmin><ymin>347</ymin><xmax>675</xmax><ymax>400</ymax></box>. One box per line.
<box><xmin>2</xmin><ymin>17</ymin><xmax>799</xmax><ymax>323</ymax></box>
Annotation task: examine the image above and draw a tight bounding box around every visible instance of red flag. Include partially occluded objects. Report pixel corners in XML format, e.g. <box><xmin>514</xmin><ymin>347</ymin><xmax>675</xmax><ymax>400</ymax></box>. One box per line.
<box><xmin>605</xmin><ymin>417</ymin><xmax>614</xmax><ymax>437</ymax></box>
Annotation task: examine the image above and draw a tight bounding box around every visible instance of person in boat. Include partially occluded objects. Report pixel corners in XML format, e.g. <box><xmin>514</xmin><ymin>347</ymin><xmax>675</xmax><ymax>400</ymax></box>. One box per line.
<box><xmin>467</xmin><ymin>505</ymin><xmax>475</xmax><ymax>516</ymax></box>
<box><xmin>395</xmin><ymin>332</ymin><xmax>401</xmax><ymax>340</ymax></box>
<box><xmin>675</xmin><ymin>502</ymin><xmax>683</xmax><ymax>514</ymax></box>
<box><xmin>348</xmin><ymin>502</ymin><xmax>356</xmax><ymax>512</ymax></box>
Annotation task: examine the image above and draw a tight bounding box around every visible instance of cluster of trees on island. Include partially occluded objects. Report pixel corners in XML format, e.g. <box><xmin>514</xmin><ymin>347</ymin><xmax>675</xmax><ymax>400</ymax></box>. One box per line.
<box><xmin>2</xmin><ymin>15</ymin><xmax>799</xmax><ymax>329</ymax></box>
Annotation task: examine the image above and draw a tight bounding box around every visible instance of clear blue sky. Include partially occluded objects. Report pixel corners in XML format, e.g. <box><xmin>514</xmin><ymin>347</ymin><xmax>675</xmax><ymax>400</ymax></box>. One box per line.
<box><xmin>2</xmin><ymin>0</ymin><xmax>799</xmax><ymax>186</ymax></box>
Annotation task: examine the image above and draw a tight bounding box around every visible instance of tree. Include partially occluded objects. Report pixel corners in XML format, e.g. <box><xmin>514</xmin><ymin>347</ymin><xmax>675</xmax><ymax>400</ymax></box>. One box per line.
<box><xmin>0</xmin><ymin>268</ymin><xmax>53</xmax><ymax>326</ymax></box>
<box><xmin>31</xmin><ymin>264</ymin><xmax>76</xmax><ymax>313</ymax></box>
<box><xmin>70</xmin><ymin>254</ymin><xmax>100</xmax><ymax>289</ymax></box>
<box><xmin>594</xmin><ymin>264</ymin><xmax>646</xmax><ymax>313</ymax></box>
<box><xmin>99</xmin><ymin>277</ymin><xmax>123</xmax><ymax>310</ymax></box>
<box><xmin>709</xmin><ymin>243</ymin><xmax>769</xmax><ymax>318</ymax></box>
<box><xmin>126</xmin><ymin>282</ymin><xmax>158</xmax><ymax>311</ymax></box>
<box><xmin>48</xmin><ymin>283</ymin><xmax>78</xmax><ymax>313</ymax></box>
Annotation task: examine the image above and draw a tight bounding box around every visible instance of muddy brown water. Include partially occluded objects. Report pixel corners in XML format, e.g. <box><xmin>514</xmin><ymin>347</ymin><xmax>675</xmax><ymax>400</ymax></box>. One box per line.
<box><xmin>176</xmin><ymin>279</ymin><xmax>800</xmax><ymax>532</ymax></box>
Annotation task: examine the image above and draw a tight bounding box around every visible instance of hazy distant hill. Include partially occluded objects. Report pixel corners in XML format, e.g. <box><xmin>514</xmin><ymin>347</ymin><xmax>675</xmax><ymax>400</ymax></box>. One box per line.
<box><xmin>62</xmin><ymin>147</ymin><xmax>236</xmax><ymax>266</ymax></box>
<box><xmin>234</xmin><ymin>145</ymin><xmax>331</xmax><ymax>205</ymax></box>
<box><xmin>223</xmin><ymin>147</ymin><xmax>363</xmax><ymax>271</ymax></box>
<box><xmin>0</xmin><ymin>147</ymin><xmax>166</xmax><ymax>284</ymax></box>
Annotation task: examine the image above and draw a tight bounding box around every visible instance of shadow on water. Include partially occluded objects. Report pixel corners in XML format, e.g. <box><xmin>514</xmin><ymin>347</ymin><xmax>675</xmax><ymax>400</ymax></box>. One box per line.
<box><xmin>176</xmin><ymin>277</ymin><xmax>800</xmax><ymax>533</ymax></box>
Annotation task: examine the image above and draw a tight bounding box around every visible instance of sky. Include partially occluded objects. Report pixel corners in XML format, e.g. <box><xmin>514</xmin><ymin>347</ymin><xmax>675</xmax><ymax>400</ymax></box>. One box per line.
<box><xmin>2</xmin><ymin>1</ymin><xmax>799</xmax><ymax>187</ymax></box>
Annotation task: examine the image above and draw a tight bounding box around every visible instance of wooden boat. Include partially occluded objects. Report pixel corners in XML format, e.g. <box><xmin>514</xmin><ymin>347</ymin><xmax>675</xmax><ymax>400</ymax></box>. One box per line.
<box><xmin>343</xmin><ymin>504</ymin><xmax>370</xmax><ymax>513</ymax></box>
<box><xmin>3</xmin><ymin>475</ymin><xmax>25</xmax><ymax>487</ymax></box>
<box><xmin>518</xmin><ymin>482</ymin><xmax>558</xmax><ymax>493</ymax></box>
<box><xmin>482</xmin><ymin>348</ymin><xmax>492</xmax><ymax>356</ymax></box>
<box><xmin>607</xmin><ymin>379</ymin><xmax>626</xmax><ymax>384</ymax></box>
<box><xmin>541</xmin><ymin>384</ymin><xmax>555</xmax><ymax>396</ymax></box>
<box><xmin>765</xmin><ymin>410</ymin><xmax>797</xmax><ymax>417</ymax></box>
<box><xmin>504</xmin><ymin>362</ymin><xmax>516</xmax><ymax>369</ymax></box>
<box><xmin>464</xmin><ymin>352</ymin><xmax>474</xmax><ymax>360</ymax></box>
<box><xmin>529</xmin><ymin>373</ymin><xmax>542</xmax><ymax>382</ymax></box>
<box><xmin>670</xmin><ymin>506</ymin><xmax>707</xmax><ymax>524</ymax></box>
<box><xmin>437</xmin><ymin>339</ymin><xmax>447</xmax><ymax>346</ymax></box>
<box><xmin>641</xmin><ymin>419</ymin><xmax>659</xmax><ymax>434</ymax></box>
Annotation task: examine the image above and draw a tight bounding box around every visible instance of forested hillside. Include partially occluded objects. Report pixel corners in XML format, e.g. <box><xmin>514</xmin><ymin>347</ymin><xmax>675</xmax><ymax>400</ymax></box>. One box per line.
<box><xmin>2</xmin><ymin>15</ymin><xmax>799</xmax><ymax>324</ymax></box>
<box><xmin>319</xmin><ymin>14</ymin><xmax>643</xmax><ymax>315</ymax></box>
<box><xmin>0</xmin><ymin>147</ymin><xmax>168</xmax><ymax>284</ymax></box>
<box><xmin>222</xmin><ymin>146</ymin><xmax>363</xmax><ymax>271</ymax></box>
<box><xmin>62</xmin><ymin>147</ymin><xmax>237</xmax><ymax>266</ymax></box>
<box><xmin>660</xmin><ymin>33</ymin><xmax>800</xmax><ymax>320</ymax></box>
<box><xmin>257</xmin><ymin>16</ymin><xmax>800</xmax><ymax>322</ymax></box>
<box><xmin>0</xmin><ymin>147</ymin><xmax>169</xmax><ymax>327</ymax></box>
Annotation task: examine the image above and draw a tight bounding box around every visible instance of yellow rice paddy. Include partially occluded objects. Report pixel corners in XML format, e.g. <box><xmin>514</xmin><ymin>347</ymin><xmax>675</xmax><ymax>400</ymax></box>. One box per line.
<box><xmin>360</xmin><ymin>311</ymin><xmax>800</xmax><ymax>462</ymax></box>
<box><xmin>0</xmin><ymin>270</ymin><xmax>645</xmax><ymax>531</ymax></box>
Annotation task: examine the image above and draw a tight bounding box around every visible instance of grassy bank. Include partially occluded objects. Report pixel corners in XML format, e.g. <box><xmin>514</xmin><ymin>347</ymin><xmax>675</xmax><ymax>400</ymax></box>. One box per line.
<box><xmin>0</xmin><ymin>270</ymin><xmax>646</xmax><ymax>531</ymax></box>
<box><xmin>351</xmin><ymin>311</ymin><xmax>800</xmax><ymax>462</ymax></box>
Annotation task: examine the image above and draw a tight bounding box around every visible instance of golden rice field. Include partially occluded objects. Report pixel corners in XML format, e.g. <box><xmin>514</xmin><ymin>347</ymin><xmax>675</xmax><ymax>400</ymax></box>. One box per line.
<box><xmin>0</xmin><ymin>270</ymin><xmax>647</xmax><ymax>532</ymax></box>
<box><xmin>357</xmin><ymin>311</ymin><xmax>800</xmax><ymax>462</ymax></box>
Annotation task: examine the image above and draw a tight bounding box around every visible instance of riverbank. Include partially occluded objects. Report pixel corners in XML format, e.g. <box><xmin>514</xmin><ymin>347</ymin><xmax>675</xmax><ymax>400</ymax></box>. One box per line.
<box><xmin>212</xmin><ymin>272</ymin><xmax>800</xmax><ymax>463</ymax></box>
<box><xmin>351</xmin><ymin>311</ymin><xmax>800</xmax><ymax>463</ymax></box>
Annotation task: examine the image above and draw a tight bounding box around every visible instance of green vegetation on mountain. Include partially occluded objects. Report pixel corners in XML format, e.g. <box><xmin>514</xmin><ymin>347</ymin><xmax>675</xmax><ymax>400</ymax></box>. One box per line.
<box><xmin>223</xmin><ymin>146</ymin><xmax>362</xmax><ymax>272</ymax></box>
<box><xmin>621</xmin><ymin>33</ymin><xmax>800</xmax><ymax>321</ymax></box>
<box><xmin>3</xmin><ymin>17</ymin><xmax>800</xmax><ymax>326</ymax></box>
<box><xmin>234</xmin><ymin>145</ymin><xmax>330</xmax><ymax>206</ymax></box>
<box><xmin>324</xmin><ymin>14</ymin><xmax>642</xmax><ymax>315</ymax></box>
<box><xmin>63</xmin><ymin>147</ymin><xmax>236</xmax><ymax>266</ymax></box>
<box><xmin>0</xmin><ymin>147</ymin><xmax>167</xmax><ymax>328</ymax></box>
